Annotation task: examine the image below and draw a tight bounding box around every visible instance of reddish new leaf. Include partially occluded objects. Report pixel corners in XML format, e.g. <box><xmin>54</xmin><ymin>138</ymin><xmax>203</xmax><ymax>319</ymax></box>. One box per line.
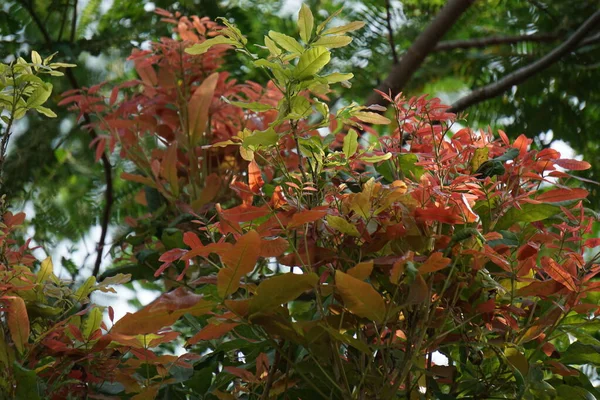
<box><xmin>554</xmin><ymin>159</ymin><xmax>591</xmax><ymax>171</ymax></box>
<box><xmin>536</xmin><ymin>188</ymin><xmax>588</xmax><ymax>203</ymax></box>
<box><xmin>188</xmin><ymin>72</ymin><xmax>219</xmax><ymax>145</ymax></box>
<box><xmin>259</xmin><ymin>237</ymin><xmax>289</xmax><ymax>258</ymax></box>
<box><xmin>541</xmin><ymin>256</ymin><xmax>577</xmax><ymax>292</ymax></box>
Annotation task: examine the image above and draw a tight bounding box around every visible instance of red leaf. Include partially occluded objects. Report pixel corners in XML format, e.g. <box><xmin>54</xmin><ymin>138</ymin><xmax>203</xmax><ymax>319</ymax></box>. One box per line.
<box><xmin>184</xmin><ymin>232</ymin><xmax>203</xmax><ymax>249</ymax></box>
<box><xmin>541</xmin><ymin>256</ymin><xmax>577</xmax><ymax>292</ymax></box>
<box><xmin>512</xmin><ymin>134</ymin><xmax>530</xmax><ymax>158</ymax></box>
<box><xmin>536</xmin><ymin>188</ymin><xmax>588</xmax><ymax>203</ymax></box>
<box><xmin>419</xmin><ymin>252</ymin><xmax>451</xmax><ymax>274</ymax></box>
<box><xmin>517</xmin><ymin>280</ymin><xmax>563</xmax><ymax>297</ymax></box>
<box><xmin>187</xmin><ymin>322</ymin><xmax>239</xmax><ymax>345</ymax></box>
<box><xmin>554</xmin><ymin>159</ymin><xmax>591</xmax><ymax>171</ymax></box>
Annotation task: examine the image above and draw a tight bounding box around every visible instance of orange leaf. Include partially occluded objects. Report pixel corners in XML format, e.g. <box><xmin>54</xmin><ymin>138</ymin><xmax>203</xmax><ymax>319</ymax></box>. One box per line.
<box><xmin>347</xmin><ymin>261</ymin><xmax>374</xmax><ymax>281</ymax></box>
<box><xmin>541</xmin><ymin>256</ymin><xmax>577</xmax><ymax>292</ymax></box>
<box><xmin>287</xmin><ymin>208</ymin><xmax>328</xmax><ymax>229</ymax></box>
<box><xmin>554</xmin><ymin>159</ymin><xmax>591</xmax><ymax>171</ymax></box>
<box><xmin>406</xmin><ymin>275</ymin><xmax>429</xmax><ymax>305</ymax></box>
<box><xmin>5</xmin><ymin>296</ymin><xmax>29</xmax><ymax>353</ymax></box>
<box><xmin>259</xmin><ymin>237</ymin><xmax>289</xmax><ymax>258</ymax></box>
<box><xmin>218</xmin><ymin>230</ymin><xmax>261</xmax><ymax>298</ymax></box>
<box><xmin>248</xmin><ymin>160</ymin><xmax>264</xmax><ymax>194</ymax></box>
<box><xmin>188</xmin><ymin>72</ymin><xmax>219</xmax><ymax>145</ymax></box>
<box><xmin>536</xmin><ymin>188</ymin><xmax>588</xmax><ymax>203</ymax></box>
<box><xmin>111</xmin><ymin>288</ymin><xmax>214</xmax><ymax>335</ymax></box>
<box><xmin>187</xmin><ymin>322</ymin><xmax>239</xmax><ymax>345</ymax></box>
<box><xmin>419</xmin><ymin>252</ymin><xmax>451</xmax><ymax>274</ymax></box>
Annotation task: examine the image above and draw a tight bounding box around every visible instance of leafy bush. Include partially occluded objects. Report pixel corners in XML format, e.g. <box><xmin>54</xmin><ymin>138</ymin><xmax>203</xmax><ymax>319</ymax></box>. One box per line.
<box><xmin>2</xmin><ymin>6</ymin><xmax>600</xmax><ymax>400</ymax></box>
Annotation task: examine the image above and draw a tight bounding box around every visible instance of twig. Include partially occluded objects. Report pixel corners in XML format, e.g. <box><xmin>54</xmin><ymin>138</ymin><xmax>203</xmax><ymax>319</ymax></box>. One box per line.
<box><xmin>385</xmin><ymin>0</ymin><xmax>399</xmax><ymax>64</ymax></box>
<box><xmin>448</xmin><ymin>10</ymin><xmax>600</xmax><ymax>113</ymax></box>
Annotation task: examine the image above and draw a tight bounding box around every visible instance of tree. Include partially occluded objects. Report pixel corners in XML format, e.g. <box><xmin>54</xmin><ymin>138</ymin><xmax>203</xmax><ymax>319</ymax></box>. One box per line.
<box><xmin>2</xmin><ymin>6</ymin><xmax>600</xmax><ymax>399</ymax></box>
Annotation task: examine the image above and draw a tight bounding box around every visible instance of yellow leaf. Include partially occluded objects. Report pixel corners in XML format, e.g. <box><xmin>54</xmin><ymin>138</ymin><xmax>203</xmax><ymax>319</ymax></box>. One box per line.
<box><xmin>5</xmin><ymin>296</ymin><xmax>29</xmax><ymax>354</ymax></box>
<box><xmin>336</xmin><ymin>271</ymin><xmax>385</xmax><ymax>323</ymax></box>
<box><xmin>36</xmin><ymin>257</ymin><xmax>54</xmax><ymax>283</ymax></box>
<box><xmin>354</xmin><ymin>111</ymin><xmax>391</xmax><ymax>125</ymax></box>
<box><xmin>326</xmin><ymin>215</ymin><xmax>360</xmax><ymax>237</ymax></box>
<box><xmin>250</xmin><ymin>273</ymin><xmax>318</xmax><ymax>314</ymax></box>
<box><xmin>504</xmin><ymin>347</ymin><xmax>529</xmax><ymax>376</ymax></box>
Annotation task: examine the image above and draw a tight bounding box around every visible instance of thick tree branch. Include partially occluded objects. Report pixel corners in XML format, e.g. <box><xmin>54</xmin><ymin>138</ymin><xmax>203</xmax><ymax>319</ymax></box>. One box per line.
<box><xmin>434</xmin><ymin>32</ymin><xmax>559</xmax><ymax>51</ymax></box>
<box><xmin>448</xmin><ymin>10</ymin><xmax>600</xmax><ymax>113</ymax></box>
<box><xmin>366</xmin><ymin>0</ymin><xmax>476</xmax><ymax>106</ymax></box>
<box><xmin>20</xmin><ymin>0</ymin><xmax>113</xmax><ymax>278</ymax></box>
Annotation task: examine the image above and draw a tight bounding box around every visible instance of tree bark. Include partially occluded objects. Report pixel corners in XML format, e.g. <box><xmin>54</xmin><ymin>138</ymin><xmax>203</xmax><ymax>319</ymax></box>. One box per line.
<box><xmin>365</xmin><ymin>0</ymin><xmax>476</xmax><ymax>106</ymax></box>
<box><xmin>448</xmin><ymin>10</ymin><xmax>600</xmax><ymax>114</ymax></box>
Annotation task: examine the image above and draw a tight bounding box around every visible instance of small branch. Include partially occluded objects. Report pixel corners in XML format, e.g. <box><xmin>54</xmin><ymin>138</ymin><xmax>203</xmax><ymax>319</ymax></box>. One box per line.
<box><xmin>20</xmin><ymin>0</ymin><xmax>113</xmax><ymax>278</ymax></box>
<box><xmin>385</xmin><ymin>0</ymin><xmax>399</xmax><ymax>64</ymax></box>
<box><xmin>434</xmin><ymin>32</ymin><xmax>559</xmax><ymax>52</ymax></box>
<box><xmin>448</xmin><ymin>10</ymin><xmax>600</xmax><ymax>114</ymax></box>
<box><xmin>366</xmin><ymin>0</ymin><xmax>476</xmax><ymax>106</ymax></box>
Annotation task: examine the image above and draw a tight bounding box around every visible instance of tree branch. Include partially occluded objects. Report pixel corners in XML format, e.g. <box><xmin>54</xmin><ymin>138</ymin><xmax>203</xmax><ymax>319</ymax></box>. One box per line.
<box><xmin>434</xmin><ymin>32</ymin><xmax>559</xmax><ymax>52</ymax></box>
<box><xmin>20</xmin><ymin>0</ymin><xmax>113</xmax><ymax>278</ymax></box>
<box><xmin>366</xmin><ymin>0</ymin><xmax>476</xmax><ymax>106</ymax></box>
<box><xmin>385</xmin><ymin>0</ymin><xmax>399</xmax><ymax>64</ymax></box>
<box><xmin>448</xmin><ymin>10</ymin><xmax>600</xmax><ymax>114</ymax></box>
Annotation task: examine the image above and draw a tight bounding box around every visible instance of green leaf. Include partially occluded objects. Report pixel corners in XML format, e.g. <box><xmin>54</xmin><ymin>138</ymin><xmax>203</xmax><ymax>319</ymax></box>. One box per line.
<box><xmin>399</xmin><ymin>153</ymin><xmax>425</xmax><ymax>180</ymax></box>
<box><xmin>34</xmin><ymin>105</ymin><xmax>57</xmax><ymax>118</ymax></box>
<box><xmin>322</xmin><ymin>21</ymin><xmax>366</xmax><ymax>36</ymax></box>
<box><xmin>228</xmin><ymin>101</ymin><xmax>274</xmax><ymax>112</ymax></box>
<box><xmin>82</xmin><ymin>307</ymin><xmax>103</xmax><ymax>339</ymax></box>
<box><xmin>298</xmin><ymin>4</ymin><xmax>314</xmax><ymax>43</ymax></box>
<box><xmin>316</xmin><ymin>8</ymin><xmax>343</xmax><ymax>34</ymax></box>
<box><xmin>326</xmin><ymin>215</ymin><xmax>360</xmax><ymax>237</ymax></box>
<box><xmin>264</xmin><ymin>36</ymin><xmax>282</xmax><ymax>56</ymax></box>
<box><xmin>250</xmin><ymin>273</ymin><xmax>318</xmax><ymax>314</ymax></box>
<box><xmin>343</xmin><ymin>129</ymin><xmax>358</xmax><ymax>159</ymax></box>
<box><xmin>268</xmin><ymin>31</ymin><xmax>304</xmax><ymax>54</ymax></box>
<box><xmin>74</xmin><ymin>276</ymin><xmax>96</xmax><ymax>303</ymax></box>
<box><xmin>495</xmin><ymin>203</ymin><xmax>560</xmax><ymax>230</ymax></box>
<box><xmin>26</xmin><ymin>83</ymin><xmax>52</xmax><ymax>108</ymax></box>
<box><xmin>185</xmin><ymin>36</ymin><xmax>237</xmax><ymax>55</ymax></box>
<box><xmin>14</xmin><ymin>362</ymin><xmax>41</xmax><ymax>400</ymax></box>
<box><xmin>288</xmin><ymin>95</ymin><xmax>312</xmax><ymax>119</ymax></box>
<box><xmin>294</xmin><ymin>47</ymin><xmax>331</xmax><ymax>80</ymax></box>
<box><xmin>243</xmin><ymin>128</ymin><xmax>279</xmax><ymax>148</ymax></box>
<box><xmin>561</xmin><ymin>342</ymin><xmax>600</xmax><ymax>366</ymax></box>
<box><xmin>313</xmin><ymin>35</ymin><xmax>353</xmax><ymax>49</ymax></box>
<box><xmin>322</xmin><ymin>72</ymin><xmax>353</xmax><ymax>84</ymax></box>
<box><xmin>556</xmin><ymin>386</ymin><xmax>595</xmax><ymax>400</ymax></box>
<box><xmin>335</xmin><ymin>271</ymin><xmax>386</xmax><ymax>323</ymax></box>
